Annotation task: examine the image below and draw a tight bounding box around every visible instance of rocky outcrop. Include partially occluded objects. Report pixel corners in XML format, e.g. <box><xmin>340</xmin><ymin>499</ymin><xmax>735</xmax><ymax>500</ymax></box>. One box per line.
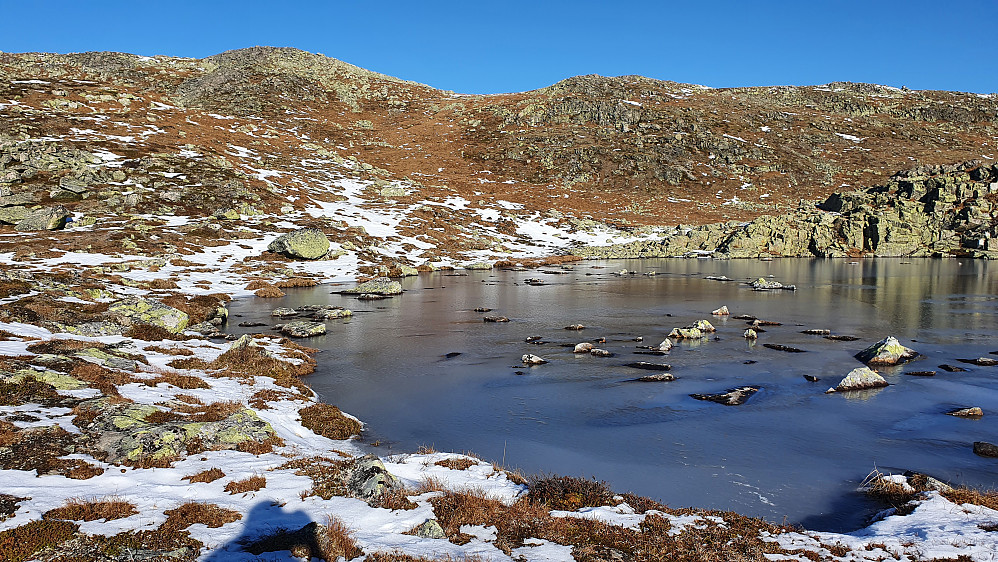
<box><xmin>267</xmin><ymin>228</ymin><xmax>331</xmax><ymax>260</ymax></box>
<box><xmin>576</xmin><ymin>161</ymin><xmax>998</xmax><ymax>260</ymax></box>
<box><xmin>14</xmin><ymin>206</ymin><xmax>71</xmax><ymax>231</ymax></box>
<box><xmin>108</xmin><ymin>297</ymin><xmax>190</xmax><ymax>333</ymax></box>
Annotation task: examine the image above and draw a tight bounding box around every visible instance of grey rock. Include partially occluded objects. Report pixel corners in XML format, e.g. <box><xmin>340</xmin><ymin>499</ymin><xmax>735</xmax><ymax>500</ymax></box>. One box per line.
<box><xmin>855</xmin><ymin>336</ymin><xmax>918</xmax><ymax>366</ymax></box>
<box><xmin>827</xmin><ymin>367</ymin><xmax>888</xmax><ymax>393</ymax></box>
<box><xmin>0</xmin><ymin>206</ymin><xmax>29</xmax><ymax>225</ymax></box>
<box><xmin>108</xmin><ymin>297</ymin><xmax>190</xmax><ymax>333</ymax></box>
<box><xmin>345</xmin><ymin>455</ymin><xmax>402</xmax><ymax>503</ymax></box>
<box><xmin>55</xmin><ymin>321</ymin><xmax>127</xmax><ymax>337</ymax></box>
<box><xmin>267</xmin><ymin>227</ymin><xmax>330</xmax><ymax>260</ymax></box>
<box><xmin>271</xmin><ymin>307</ymin><xmax>298</xmax><ymax>317</ymax></box>
<box><xmin>414</xmin><ymin>519</ymin><xmax>447</xmax><ymax>539</ymax></box>
<box><xmin>314</xmin><ymin>308</ymin><xmax>352</xmax><ymax>320</ymax></box>
<box><xmin>343</xmin><ymin>277</ymin><xmax>403</xmax><ymax>295</ymax></box>
<box><xmin>280</xmin><ymin>320</ymin><xmax>326</xmax><ymax>338</ymax></box>
<box><xmin>691</xmin><ymin>386</ymin><xmax>759</xmax><ymax>406</ymax></box>
<box><xmin>973</xmin><ymin>441</ymin><xmax>998</xmax><ymax>458</ymax></box>
<box><xmin>15</xmin><ymin>205</ymin><xmax>70</xmax><ymax>231</ymax></box>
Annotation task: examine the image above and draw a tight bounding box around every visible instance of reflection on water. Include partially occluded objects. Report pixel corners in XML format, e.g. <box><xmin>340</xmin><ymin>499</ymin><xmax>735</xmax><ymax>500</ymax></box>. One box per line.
<box><xmin>227</xmin><ymin>258</ymin><xmax>998</xmax><ymax>532</ymax></box>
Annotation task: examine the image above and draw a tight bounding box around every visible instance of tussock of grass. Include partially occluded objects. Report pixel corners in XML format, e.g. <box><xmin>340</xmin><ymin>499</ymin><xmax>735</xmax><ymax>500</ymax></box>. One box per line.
<box><xmin>435</xmin><ymin>458</ymin><xmax>477</xmax><ymax>471</ymax></box>
<box><xmin>244</xmin><ymin>516</ymin><xmax>363</xmax><ymax>561</ymax></box>
<box><xmin>0</xmin><ymin>519</ymin><xmax>78</xmax><ymax>562</ymax></box>
<box><xmin>299</xmin><ymin>403</ymin><xmax>362</xmax><ymax>440</ymax></box>
<box><xmin>254</xmin><ymin>285</ymin><xmax>286</xmax><ymax>298</ymax></box>
<box><xmin>123</xmin><ymin>323</ymin><xmax>185</xmax><ymax>341</ymax></box>
<box><xmin>275</xmin><ymin>277</ymin><xmax>318</xmax><ymax>288</ymax></box>
<box><xmin>526</xmin><ymin>475</ymin><xmax>615</xmax><ymax>511</ymax></box>
<box><xmin>43</xmin><ymin>497</ymin><xmax>138</xmax><ymax>522</ymax></box>
<box><xmin>144</xmin><ymin>344</ymin><xmax>196</xmax><ymax>356</ymax></box>
<box><xmin>224</xmin><ymin>474</ymin><xmax>267</xmax><ymax>494</ymax></box>
<box><xmin>183</xmin><ymin>467</ymin><xmax>225</xmax><ymax>484</ymax></box>
<box><xmin>943</xmin><ymin>487</ymin><xmax>998</xmax><ymax>511</ymax></box>
<box><xmin>278</xmin><ymin>456</ymin><xmax>350</xmax><ymax>500</ymax></box>
<box><xmin>370</xmin><ymin>488</ymin><xmax>419</xmax><ymax>511</ymax></box>
<box><xmin>162</xmin><ymin>293</ymin><xmax>229</xmax><ymax>324</ymax></box>
<box><xmin>0</xmin><ymin>375</ymin><xmax>62</xmax><ymax>406</ymax></box>
<box><xmin>162</xmin><ymin>501</ymin><xmax>242</xmax><ymax>530</ymax></box>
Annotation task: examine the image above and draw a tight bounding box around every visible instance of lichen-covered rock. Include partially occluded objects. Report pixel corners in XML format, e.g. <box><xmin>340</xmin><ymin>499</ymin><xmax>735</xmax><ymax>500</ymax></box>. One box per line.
<box><xmin>463</xmin><ymin>262</ymin><xmax>493</xmax><ymax>270</ymax></box>
<box><xmin>7</xmin><ymin>368</ymin><xmax>85</xmax><ymax>390</ymax></box>
<box><xmin>314</xmin><ymin>308</ymin><xmax>352</xmax><ymax>320</ymax></box>
<box><xmin>267</xmin><ymin>227</ymin><xmax>330</xmax><ymax>260</ymax></box>
<box><xmin>108</xmin><ymin>297</ymin><xmax>189</xmax><ymax>333</ymax></box>
<box><xmin>53</xmin><ymin>321</ymin><xmax>126</xmax><ymax>337</ymax></box>
<box><xmin>14</xmin><ymin>205</ymin><xmax>71</xmax><ymax>231</ymax></box>
<box><xmin>80</xmin><ymin>402</ymin><xmax>278</xmax><ymax>466</ymax></box>
<box><xmin>668</xmin><ymin>327</ymin><xmax>702</xmax><ymax>339</ymax></box>
<box><xmin>711</xmin><ymin>306</ymin><xmax>730</xmax><ymax>316</ymax></box>
<box><xmin>855</xmin><ymin>336</ymin><xmax>918</xmax><ymax>365</ymax></box>
<box><xmin>590</xmin><ymin>348</ymin><xmax>613</xmax><ymax>357</ymax></box>
<box><xmin>827</xmin><ymin>367</ymin><xmax>888</xmax><ymax>393</ymax></box>
<box><xmin>947</xmin><ymin>407</ymin><xmax>983</xmax><ymax>418</ymax></box>
<box><xmin>271</xmin><ymin>307</ymin><xmax>298</xmax><ymax>317</ymax></box>
<box><xmin>744</xmin><ymin>328</ymin><xmax>758</xmax><ymax>339</ymax></box>
<box><xmin>413</xmin><ymin>519</ymin><xmax>447</xmax><ymax>539</ymax></box>
<box><xmin>693</xmin><ymin>319</ymin><xmax>716</xmax><ymax>333</ymax></box>
<box><xmin>342</xmin><ymin>277</ymin><xmax>403</xmax><ymax>295</ymax></box>
<box><xmin>344</xmin><ymin>455</ymin><xmax>402</xmax><ymax>502</ymax></box>
<box><xmin>657</xmin><ymin>339</ymin><xmax>674</xmax><ymax>351</ymax></box>
<box><xmin>280</xmin><ymin>321</ymin><xmax>326</xmax><ymax>338</ymax></box>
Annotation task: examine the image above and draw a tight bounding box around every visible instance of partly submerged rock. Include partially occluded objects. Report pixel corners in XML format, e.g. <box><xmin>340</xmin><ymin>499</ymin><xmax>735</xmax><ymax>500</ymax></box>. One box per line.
<box><xmin>483</xmin><ymin>315</ymin><xmax>510</xmax><ymax>323</ymax></box>
<box><xmin>629</xmin><ymin>373</ymin><xmax>676</xmax><ymax>382</ymax></box>
<box><xmin>711</xmin><ymin>305</ymin><xmax>730</xmax><ymax>316</ymax></box>
<box><xmin>589</xmin><ymin>348</ymin><xmax>613</xmax><ymax>357</ymax></box>
<box><xmin>657</xmin><ymin>339</ymin><xmax>674</xmax><ymax>351</ymax></box>
<box><xmin>691</xmin><ymin>386</ymin><xmax>759</xmax><ymax>406</ymax></box>
<box><xmin>271</xmin><ymin>307</ymin><xmax>298</xmax><ymax>317</ymax></box>
<box><xmin>623</xmin><ymin>362</ymin><xmax>671</xmax><ymax>371</ymax></box>
<box><xmin>668</xmin><ymin>327</ymin><xmax>702</xmax><ymax>339</ymax></box>
<box><xmin>750</xmin><ymin>277</ymin><xmax>795</xmax><ymax>291</ymax></box>
<box><xmin>343</xmin><ymin>277</ymin><xmax>403</xmax><ymax>295</ymax></box>
<box><xmin>521</xmin><ymin>354</ymin><xmax>546</xmax><ymax>365</ymax></box>
<box><xmin>573</xmin><ymin>342</ymin><xmax>594</xmax><ymax>353</ymax></box>
<box><xmin>280</xmin><ymin>321</ymin><xmax>326</xmax><ymax>338</ymax></box>
<box><xmin>973</xmin><ymin>441</ymin><xmax>998</xmax><ymax>458</ymax></box>
<box><xmin>108</xmin><ymin>297</ymin><xmax>189</xmax><ymax>333</ymax></box>
<box><xmin>826</xmin><ymin>367</ymin><xmax>888</xmax><ymax>393</ymax></box>
<box><xmin>693</xmin><ymin>319</ymin><xmax>716</xmax><ymax>333</ymax></box>
<box><xmin>744</xmin><ymin>328</ymin><xmax>758</xmax><ymax>340</ymax></box>
<box><xmin>267</xmin><ymin>227</ymin><xmax>330</xmax><ymax>260</ymax></box>
<box><xmin>947</xmin><ymin>407</ymin><xmax>983</xmax><ymax>418</ymax></box>
<box><xmin>855</xmin><ymin>336</ymin><xmax>918</xmax><ymax>366</ymax></box>
<box><xmin>564</xmin><ymin>324</ymin><xmax>586</xmax><ymax>330</ymax></box>
<box><xmin>956</xmin><ymin>357</ymin><xmax>998</xmax><ymax>367</ymax></box>
<box><xmin>314</xmin><ymin>308</ymin><xmax>352</xmax><ymax>320</ymax></box>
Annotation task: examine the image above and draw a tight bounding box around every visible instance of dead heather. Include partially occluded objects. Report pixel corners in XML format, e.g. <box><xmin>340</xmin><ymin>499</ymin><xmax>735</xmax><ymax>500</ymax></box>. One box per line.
<box><xmin>224</xmin><ymin>474</ymin><xmax>267</xmax><ymax>494</ymax></box>
<box><xmin>366</xmin><ymin>554</ymin><xmax>484</xmax><ymax>562</ymax></box>
<box><xmin>43</xmin><ymin>497</ymin><xmax>138</xmax><ymax>522</ymax></box>
<box><xmin>278</xmin><ymin>456</ymin><xmax>350</xmax><ymax>500</ymax></box>
<box><xmin>123</xmin><ymin>323</ymin><xmax>186</xmax><ymax>341</ymax></box>
<box><xmin>0</xmin><ymin>375</ymin><xmax>65</xmax><ymax>407</ymax></box>
<box><xmin>182</xmin><ymin>467</ymin><xmax>226</xmax><ymax>484</ymax></box>
<box><xmin>0</xmin><ymin>519</ymin><xmax>79</xmax><ymax>562</ymax></box>
<box><xmin>298</xmin><ymin>403</ymin><xmax>362</xmax><ymax>440</ymax></box>
<box><xmin>942</xmin><ymin>486</ymin><xmax>998</xmax><ymax>511</ymax></box>
<box><xmin>161</xmin><ymin>292</ymin><xmax>230</xmax><ymax>324</ymax></box>
<box><xmin>144</xmin><ymin>344</ymin><xmax>196</xmax><ymax>356</ymax></box>
<box><xmin>0</xmin><ymin>424</ymin><xmax>105</xmax><ymax>479</ymax></box>
<box><xmin>254</xmin><ymin>285</ymin><xmax>287</xmax><ymax>298</ymax></box>
<box><xmin>434</xmin><ymin>457</ymin><xmax>478</xmax><ymax>471</ymax></box>
<box><xmin>526</xmin><ymin>474</ymin><xmax>615</xmax><ymax>511</ymax></box>
<box><xmin>162</xmin><ymin>501</ymin><xmax>242</xmax><ymax>531</ymax></box>
<box><xmin>0</xmin><ymin>494</ymin><xmax>28</xmax><ymax>522</ymax></box>
<box><xmin>244</xmin><ymin>516</ymin><xmax>363</xmax><ymax>561</ymax></box>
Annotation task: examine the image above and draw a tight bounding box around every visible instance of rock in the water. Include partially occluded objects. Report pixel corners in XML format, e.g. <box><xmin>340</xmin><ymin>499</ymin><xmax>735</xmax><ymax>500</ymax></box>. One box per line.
<box><xmin>668</xmin><ymin>327</ymin><xmax>702</xmax><ymax>339</ymax></box>
<box><xmin>803</xmin><ymin>375</ymin><xmax>820</xmax><ymax>382</ymax></box>
<box><xmin>750</xmin><ymin>277</ymin><xmax>794</xmax><ymax>291</ymax></box>
<box><xmin>763</xmin><ymin>343</ymin><xmax>806</xmax><ymax>353</ymax></box>
<box><xmin>744</xmin><ymin>328</ymin><xmax>758</xmax><ymax>339</ymax></box>
<box><xmin>825</xmin><ymin>335</ymin><xmax>861</xmax><ymax>342</ymax></box>
<box><xmin>657</xmin><ymin>339</ymin><xmax>674</xmax><ymax>351</ymax></box>
<box><xmin>905</xmin><ymin>371</ymin><xmax>936</xmax><ymax>377</ymax></box>
<box><xmin>691</xmin><ymin>386</ymin><xmax>759</xmax><ymax>406</ymax></box>
<box><xmin>711</xmin><ymin>306</ymin><xmax>730</xmax><ymax>316</ymax></box>
<box><xmin>271</xmin><ymin>307</ymin><xmax>298</xmax><ymax>317</ymax></box>
<box><xmin>14</xmin><ymin>205</ymin><xmax>70</xmax><ymax>231</ymax></box>
<box><xmin>973</xmin><ymin>441</ymin><xmax>998</xmax><ymax>458</ymax></box>
<box><xmin>267</xmin><ymin>227</ymin><xmax>330</xmax><ymax>260</ymax></box>
<box><xmin>521</xmin><ymin>354</ymin><xmax>546</xmax><ymax>365</ymax></box>
<box><xmin>573</xmin><ymin>342</ymin><xmax>594</xmax><ymax>353</ymax></box>
<box><xmin>939</xmin><ymin>364</ymin><xmax>968</xmax><ymax>372</ymax></box>
<box><xmin>802</xmin><ymin>329</ymin><xmax>831</xmax><ymax>335</ymax></box>
<box><xmin>357</xmin><ymin>293</ymin><xmax>390</xmax><ymax>300</ymax></box>
<box><xmin>826</xmin><ymin>367</ymin><xmax>888</xmax><ymax>393</ymax></box>
<box><xmin>855</xmin><ymin>336</ymin><xmax>918</xmax><ymax>365</ymax></box>
<box><xmin>280</xmin><ymin>321</ymin><xmax>326</xmax><ymax>338</ymax></box>
<box><xmin>693</xmin><ymin>319</ymin><xmax>716</xmax><ymax>333</ymax></box>
<box><xmin>624</xmin><ymin>362</ymin><xmax>671</xmax><ymax>371</ymax></box>
<box><xmin>108</xmin><ymin>297</ymin><xmax>189</xmax><ymax>333</ymax></box>
<box><xmin>590</xmin><ymin>348</ymin><xmax>613</xmax><ymax>357</ymax></box>
<box><xmin>957</xmin><ymin>357</ymin><xmax>998</xmax><ymax>367</ymax></box>
<box><xmin>564</xmin><ymin>324</ymin><xmax>585</xmax><ymax>330</ymax></box>
<box><xmin>483</xmin><ymin>315</ymin><xmax>509</xmax><ymax>323</ymax></box>
<box><xmin>629</xmin><ymin>373</ymin><xmax>676</xmax><ymax>382</ymax></box>
<box><xmin>344</xmin><ymin>277</ymin><xmax>403</xmax><ymax>295</ymax></box>
<box><xmin>947</xmin><ymin>407</ymin><xmax>983</xmax><ymax>418</ymax></box>
<box><xmin>314</xmin><ymin>308</ymin><xmax>352</xmax><ymax>320</ymax></box>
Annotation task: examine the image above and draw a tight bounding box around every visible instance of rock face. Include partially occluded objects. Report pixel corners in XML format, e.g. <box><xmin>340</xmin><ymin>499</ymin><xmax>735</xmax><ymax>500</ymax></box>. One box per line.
<box><xmin>827</xmin><ymin>367</ymin><xmax>888</xmax><ymax>393</ymax></box>
<box><xmin>267</xmin><ymin>228</ymin><xmax>330</xmax><ymax>260</ymax></box>
<box><xmin>855</xmin><ymin>336</ymin><xmax>918</xmax><ymax>366</ymax></box>
<box><xmin>343</xmin><ymin>277</ymin><xmax>403</xmax><ymax>295</ymax></box>
<box><xmin>108</xmin><ymin>297</ymin><xmax>189</xmax><ymax>333</ymax></box>
<box><xmin>576</xmin><ymin>161</ymin><xmax>998</xmax><ymax>260</ymax></box>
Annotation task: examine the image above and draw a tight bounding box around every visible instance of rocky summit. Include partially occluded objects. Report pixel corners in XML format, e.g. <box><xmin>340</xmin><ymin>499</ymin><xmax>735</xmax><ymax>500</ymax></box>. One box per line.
<box><xmin>0</xmin><ymin>47</ymin><xmax>997</xmax><ymax>278</ymax></box>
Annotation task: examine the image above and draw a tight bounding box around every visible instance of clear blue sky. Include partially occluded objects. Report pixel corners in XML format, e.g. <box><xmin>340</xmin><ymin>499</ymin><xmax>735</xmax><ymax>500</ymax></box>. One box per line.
<box><xmin>2</xmin><ymin>0</ymin><xmax>995</xmax><ymax>94</ymax></box>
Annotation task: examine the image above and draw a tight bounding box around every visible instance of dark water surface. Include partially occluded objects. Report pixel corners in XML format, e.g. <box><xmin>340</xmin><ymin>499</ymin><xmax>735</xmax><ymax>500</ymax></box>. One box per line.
<box><xmin>227</xmin><ymin>258</ymin><xmax>998</xmax><ymax>531</ymax></box>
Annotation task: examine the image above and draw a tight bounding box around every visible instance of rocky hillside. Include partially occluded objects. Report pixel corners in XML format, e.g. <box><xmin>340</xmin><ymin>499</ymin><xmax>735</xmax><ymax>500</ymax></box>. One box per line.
<box><xmin>1</xmin><ymin>46</ymin><xmax>997</xmax><ymax>278</ymax></box>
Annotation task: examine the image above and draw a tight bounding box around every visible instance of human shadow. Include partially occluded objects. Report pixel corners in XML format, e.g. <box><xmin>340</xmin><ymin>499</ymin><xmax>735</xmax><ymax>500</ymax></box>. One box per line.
<box><xmin>202</xmin><ymin>501</ymin><xmax>317</xmax><ymax>561</ymax></box>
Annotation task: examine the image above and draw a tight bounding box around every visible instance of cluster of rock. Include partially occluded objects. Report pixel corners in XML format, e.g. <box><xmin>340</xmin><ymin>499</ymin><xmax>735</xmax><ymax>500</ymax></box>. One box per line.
<box><xmin>0</xmin><ymin>140</ymin><xmax>101</xmax><ymax>230</ymax></box>
<box><xmin>576</xmin><ymin>161</ymin><xmax>998</xmax><ymax>260</ymax></box>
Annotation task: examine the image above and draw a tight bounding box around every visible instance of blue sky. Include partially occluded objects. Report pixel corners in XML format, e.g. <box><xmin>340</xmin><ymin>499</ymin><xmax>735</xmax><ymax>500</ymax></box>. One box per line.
<box><xmin>2</xmin><ymin>0</ymin><xmax>995</xmax><ymax>94</ymax></box>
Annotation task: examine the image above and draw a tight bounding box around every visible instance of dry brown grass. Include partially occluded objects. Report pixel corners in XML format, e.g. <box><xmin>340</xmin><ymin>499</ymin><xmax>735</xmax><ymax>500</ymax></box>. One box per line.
<box><xmin>254</xmin><ymin>285</ymin><xmax>286</xmax><ymax>298</ymax></box>
<box><xmin>0</xmin><ymin>519</ymin><xmax>79</xmax><ymax>562</ymax></box>
<box><xmin>162</xmin><ymin>293</ymin><xmax>229</xmax><ymax>324</ymax></box>
<box><xmin>0</xmin><ymin>375</ymin><xmax>62</xmax><ymax>406</ymax></box>
<box><xmin>370</xmin><ymin>488</ymin><xmax>419</xmax><ymax>511</ymax></box>
<box><xmin>366</xmin><ymin>554</ymin><xmax>484</xmax><ymax>562</ymax></box>
<box><xmin>278</xmin><ymin>456</ymin><xmax>351</xmax><ymax>500</ymax></box>
<box><xmin>171</xmin><ymin>400</ymin><xmax>242</xmax><ymax>422</ymax></box>
<box><xmin>123</xmin><ymin>323</ymin><xmax>185</xmax><ymax>341</ymax></box>
<box><xmin>244</xmin><ymin>280</ymin><xmax>271</xmax><ymax>291</ymax></box>
<box><xmin>171</xmin><ymin>342</ymin><xmax>315</xmax><ymax>387</ymax></box>
<box><xmin>299</xmin><ymin>403</ymin><xmax>362</xmax><ymax>440</ymax></box>
<box><xmin>147</xmin><ymin>370</ymin><xmax>211</xmax><ymax>390</ymax></box>
<box><xmin>415</xmin><ymin>475</ymin><xmax>448</xmax><ymax>494</ymax></box>
<box><xmin>183</xmin><ymin>467</ymin><xmax>226</xmax><ymax>483</ymax></box>
<box><xmin>162</xmin><ymin>501</ymin><xmax>242</xmax><ymax>531</ymax></box>
<box><xmin>0</xmin><ymin>494</ymin><xmax>27</xmax><ymax>522</ymax></box>
<box><xmin>244</xmin><ymin>516</ymin><xmax>363</xmax><ymax>561</ymax></box>
<box><xmin>224</xmin><ymin>474</ymin><xmax>267</xmax><ymax>494</ymax></box>
<box><xmin>526</xmin><ymin>475</ymin><xmax>615</xmax><ymax>511</ymax></box>
<box><xmin>435</xmin><ymin>458</ymin><xmax>478</xmax><ymax>471</ymax></box>
<box><xmin>145</xmin><ymin>344</ymin><xmax>196</xmax><ymax>356</ymax></box>
<box><xmin>943</xmin><ymin>487</ymin><xmax>998</xmax><ymax>511</ymax></box>
<box><xmin>275</xmin><ymin>277</ymin><xmax>319</xmax><ymax>288</ymax></box>
<box><xmin>249</xmin><ymin>388</ymin><xmax>297</xmax><ymax>409</ymax></box>
<box><xmin>43</xmin><ymin>497</ymin><xmax>138</xmax><ymax>522</ymax></box>
<box><xmin>142</xmin><ymin>278</ymin><xmax>179</xmax><ymax>290</ymax></box>
<box><xmin>68</xmin><ymin>361</ymin><xmax>135</xmax><ymax>396</ymax></box>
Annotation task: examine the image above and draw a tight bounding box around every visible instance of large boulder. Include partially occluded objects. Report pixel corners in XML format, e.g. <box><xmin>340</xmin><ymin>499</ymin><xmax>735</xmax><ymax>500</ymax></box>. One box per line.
<box><xmin>14</xmin><ymin>205</ymin><xmax>71</xmax><ymax>231</ymax></box>
<box><xmin>268</xmin><ymin>227</ymin><xmax>330</xmax><ymax>260</ymax></box>
<box><xmin>280</xmin><ymin>321</ymin><xmax>326</xmax><ymax>338</ymax></box>
<box><xmin>855</xmin><ymin>336</ymin><xmax>918</xmax><ymax>366</ymax></box>
<box><xmin>342</xmin><ymin>277</ymin><xmax>403</xmax><ymax>295</ymax></box>
<box><xmin>826</xmin><ymin>367</ymin><xmax>888</xmax><ymax>393</ymax></box>
<box><xmin>108</xmin><ymin>297</ymin><xmax>189</xmax><ymax>333</ymax></box>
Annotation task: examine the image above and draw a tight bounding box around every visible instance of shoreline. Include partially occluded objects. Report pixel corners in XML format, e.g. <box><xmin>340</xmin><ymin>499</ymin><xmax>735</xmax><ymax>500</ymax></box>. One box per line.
<box><xmin>2</xmin><ymin>254</ymin><xmax>996</xmax><ymax>560</ymax></box>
